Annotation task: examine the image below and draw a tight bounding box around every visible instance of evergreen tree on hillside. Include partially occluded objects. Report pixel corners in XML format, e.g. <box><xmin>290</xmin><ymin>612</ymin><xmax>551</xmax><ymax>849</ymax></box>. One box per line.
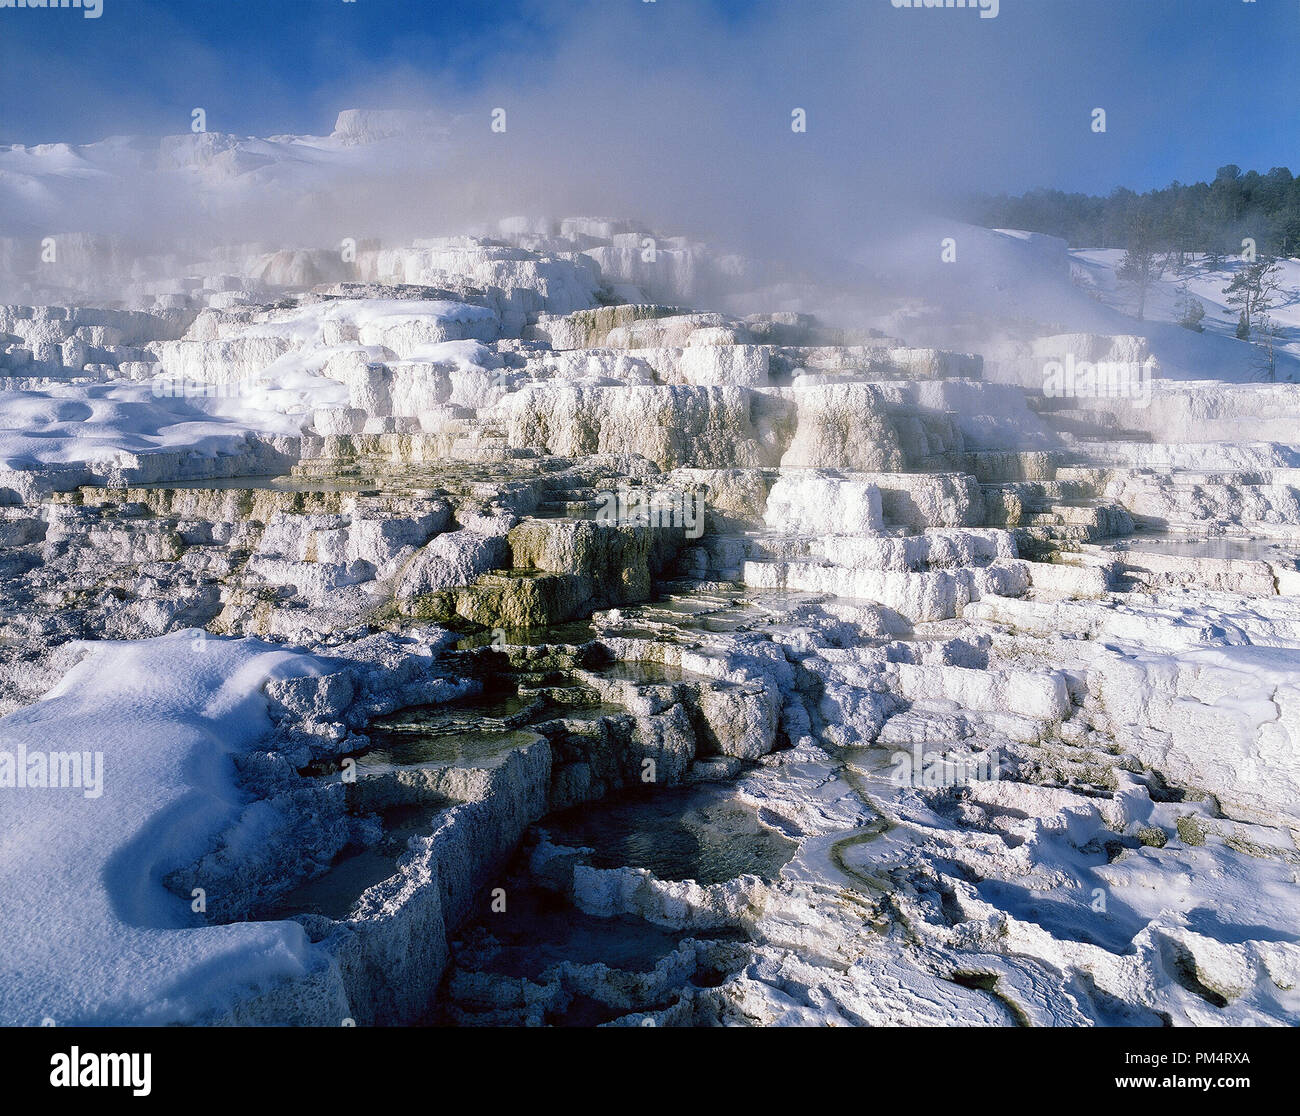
<box><xmin>1223</xmin><ymin>257</ymin><xmax>1284</xmax><ymax>336</ymax></box>
<box><xmin>1117</xmin><ymin>222</ymin><xmax>1163</xmax><ymax>321</ymax></box>
<box><xmin>1175</xmin><ymin>283</ymin><xmax>1206</xmax><ymax>332</ymax></box>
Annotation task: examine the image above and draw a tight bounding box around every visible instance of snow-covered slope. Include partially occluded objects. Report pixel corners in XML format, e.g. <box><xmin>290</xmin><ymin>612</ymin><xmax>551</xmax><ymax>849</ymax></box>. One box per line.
<box><xmin>1072</xmin><ymin>249</ymin><xmax>1300</xmax><ymax>378</ymax></box>
<box><xmin>0</xmin><ymin>634</ymin><xmax>346</xmax><ymax>1025</ymax></box>
<box><xmin>854</xmin><ymin>224</ymin><xmax>1300</xmax><ymax>385</ymax></box>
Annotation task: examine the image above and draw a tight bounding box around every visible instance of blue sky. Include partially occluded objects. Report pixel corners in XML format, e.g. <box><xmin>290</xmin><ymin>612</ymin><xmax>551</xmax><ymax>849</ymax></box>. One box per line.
<box><xmin>1</xmin><ymin>0</ymin><xmax>1297</xmax><ymax>198</ymax></box>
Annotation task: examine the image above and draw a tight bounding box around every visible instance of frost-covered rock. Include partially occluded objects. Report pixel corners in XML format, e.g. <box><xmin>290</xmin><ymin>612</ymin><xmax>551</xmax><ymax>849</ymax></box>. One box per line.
<box><xmin>395</xmin><ymin>528</ymin><xmax>510</xmax><ymax>599</ymax></box>
<box><xmin>1091</xmin><ymin>643</ymin><xmax>1300</xmax><ymax>825</ymax></box>
<box><xmin>780</xmin><ymin>383</ymin><xmax>905</xmax><ymax>470</ymax></box>
<box><xmin>763</xmin><ymin>471</ymin><xmax>884</xmax><ymax>536</ymax></box>
<box><xmin>497</xmin><ymin>383</ymin><xmax>792</xmax><ymax>470</ymax></box>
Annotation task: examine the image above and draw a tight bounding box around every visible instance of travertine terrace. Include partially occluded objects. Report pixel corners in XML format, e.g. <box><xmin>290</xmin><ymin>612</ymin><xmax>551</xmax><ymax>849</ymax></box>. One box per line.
<box><xmin>2</xmin><ymin>157</ymin><xmax>1299</xmax><ymax>1026</ymax></box>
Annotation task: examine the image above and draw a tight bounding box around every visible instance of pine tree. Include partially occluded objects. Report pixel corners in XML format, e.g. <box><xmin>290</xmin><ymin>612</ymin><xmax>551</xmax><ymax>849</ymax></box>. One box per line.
<box><xmin>1223</xmin><ymin>257</ymin><xmax>1283</xmax><ymax>335</ymax></box>
<box><xmin>1175</xmin><ymin>283</ymin><xmax>1205</xmax><ymax>332</ymax></box>
<box><xmin>1116</xmin><ymin>223</ymin><xmax>1163</xmax><ymax>321</ymax></box>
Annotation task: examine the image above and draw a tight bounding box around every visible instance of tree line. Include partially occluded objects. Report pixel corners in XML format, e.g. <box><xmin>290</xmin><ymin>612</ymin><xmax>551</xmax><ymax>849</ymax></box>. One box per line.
<box><xmin>971</xmin><ymin>166</ymin><xmax>1300</xmax><ymax>261</ymax></box>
